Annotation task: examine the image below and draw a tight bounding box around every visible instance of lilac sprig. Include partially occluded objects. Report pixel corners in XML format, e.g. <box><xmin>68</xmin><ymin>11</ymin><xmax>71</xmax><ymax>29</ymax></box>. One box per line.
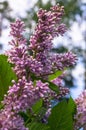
<box><xmin>7</xmin><ymin>7</ymin><xmax>76</xmax><ymax>78</ymax></box>
<box><xmin>10</xmin><ymin>20</ymin><xmax>25</xmax><ymax>39</ymax></box>
<box><xmin>0</xmin><ymin>108</ymin><xmax>28</xmax><ymax>130</ymax></box>
<box><xmin>29</xmin><ymin>4</ymin><xmax>76</xmax><ymax>76</ymax></box>
<box><xmin>0</xmin><ymin>4</ymin><xmax>77</xmax><ymax>130</ymax></box>
<box><xmin>50</xmin><ymin>52</ymin><xmax>77</xmax><ymax>70</ymax></box>
<box><xmin>7</xmin><ymin>19</ymin><xmax>43</xmax><ymax>78</ymax></box>
<box><xmin>74</xmin><ymin>90</ymin><xmax>86</xmax><ymax>130</ymax></box>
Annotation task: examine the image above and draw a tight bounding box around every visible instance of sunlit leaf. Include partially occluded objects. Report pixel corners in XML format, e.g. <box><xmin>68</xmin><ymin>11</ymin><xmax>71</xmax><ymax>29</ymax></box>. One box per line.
<box><xmin>0</xmin><ymin>55</ymin><xmax>17</xmax><ymax>102</ymax></box>
<box><xmin>48</xmin><ymin>70</ymin><xmax>63</xmax><ymax>81</ymax></box>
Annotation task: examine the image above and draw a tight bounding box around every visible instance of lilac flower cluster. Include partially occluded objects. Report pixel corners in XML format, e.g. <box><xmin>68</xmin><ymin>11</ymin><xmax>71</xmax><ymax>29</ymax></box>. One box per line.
<box><xmin>0</xmin><ymin>4</ymin><xmax>77</xmax><ymax>130</ymax></box>
<box><xmin>74</xmin><ymin>90</ymin><xmax>86</xmax><ymax>129</ymax></box>
<box><xmin>0</xmin><ymin>109</ymin><xmax>28</xmax><ymax>130</ymax></box>
<box><xmin>7</xmin><ymin>20</ymin><xmax>43</xmax><ymax>78</ymax></box>
<box><xmin>29</xmin><ymin>4</ymin><xmax>67</xmax><ymax>76</ymax></box>
<box><xmin>50</xmin><ymin>52</ymin><xmax>76</xmax><ymax>70</ymax></box>
<box><xmin>7</xmin><ymin>5</ymin><xmax>76</xmax><ymax>78</ymax></box>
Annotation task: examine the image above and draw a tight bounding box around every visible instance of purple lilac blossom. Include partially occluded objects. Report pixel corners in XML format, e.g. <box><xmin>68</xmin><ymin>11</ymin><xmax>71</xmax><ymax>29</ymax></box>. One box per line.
<box><xmin>0</xmin><ymin>4</ymin><xmax>77</xmax><ymax>130</ymax></box>
<box><xmin>50</xmin><ymin>52</ymin><xmax>77</xmax><ymax>70</ymax></box>
<box><xmin>29</xmin><ymin>4</ymin><xmax>67</xmax><ymax>76</ymax></box>
<box><xmin>0</xmin><ymin>108</ymin><xmax>28</xmax><ymax>130</ymax></box>
<box><xmin>7</xmin><ymin>20</ymin><xmax>43</xmax><ymax>78</ymax></box>
<box><xmin>29</xmin><ymin>4</ymin><xmax>76</xmax><ymax>76</ymax></box>
<box><xmin>74</xmin><ymin>90</ymin><xmax>86</xmax><ymax>130</ymax></box>
<box><xmin>7</xmin><ymin>6</ymin><xmax>76</xmax><ymax>78</ymax></box>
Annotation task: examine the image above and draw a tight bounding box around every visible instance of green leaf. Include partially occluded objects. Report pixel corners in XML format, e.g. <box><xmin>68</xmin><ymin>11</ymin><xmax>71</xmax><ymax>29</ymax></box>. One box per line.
<box><xmin>47</xmin><ymin>81</ymin><xmax>59</xmax><ymax>94</ymax></box>
<box><xmin>0</xmin><ymin>103</ymin><xmax>4</xmax><ymax>110</ymax></box>
<box><xmin>48</xmin><ymin>70</ymin><xmax>63</xmax><ymax>81</ymax></box>
<box><xmin>48</xmin><ymin>100</ymin><xmax>73</xmax><ymax>130</ymax></box>
<box><xmin>68</xmin><ymin>97</ymin><xmax>76</xmax><ymax>116</ymax></box>
<box><xmin>0</xmin><ymin>55</ymin><xmax>17</xmax><ymax>102</ymax></box>
<box><xmin>19</xmin><ymin>111</ymin><xmax>29</xmax><ymax>122</ymax></box>
<box><xmin>32</xmin><ymin>99</ymin><xmax>43</xmax><ymax>114</ymax></box>
<box><xmin>28</xmin><ymin>122</ymin><xmax>50</xmax><ymax>130</ymax></box>
<box><xmin>36</xmin><ymin>107</ymin><xmax>47</xmax><ymax>121</ymax></box>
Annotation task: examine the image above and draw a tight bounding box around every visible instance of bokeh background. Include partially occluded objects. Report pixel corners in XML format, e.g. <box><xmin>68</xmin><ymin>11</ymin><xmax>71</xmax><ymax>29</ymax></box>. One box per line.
<box><xmin>0</xmin><ymin>0</ymin><xmax>86</xmax><ymax>99</ymax></box>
